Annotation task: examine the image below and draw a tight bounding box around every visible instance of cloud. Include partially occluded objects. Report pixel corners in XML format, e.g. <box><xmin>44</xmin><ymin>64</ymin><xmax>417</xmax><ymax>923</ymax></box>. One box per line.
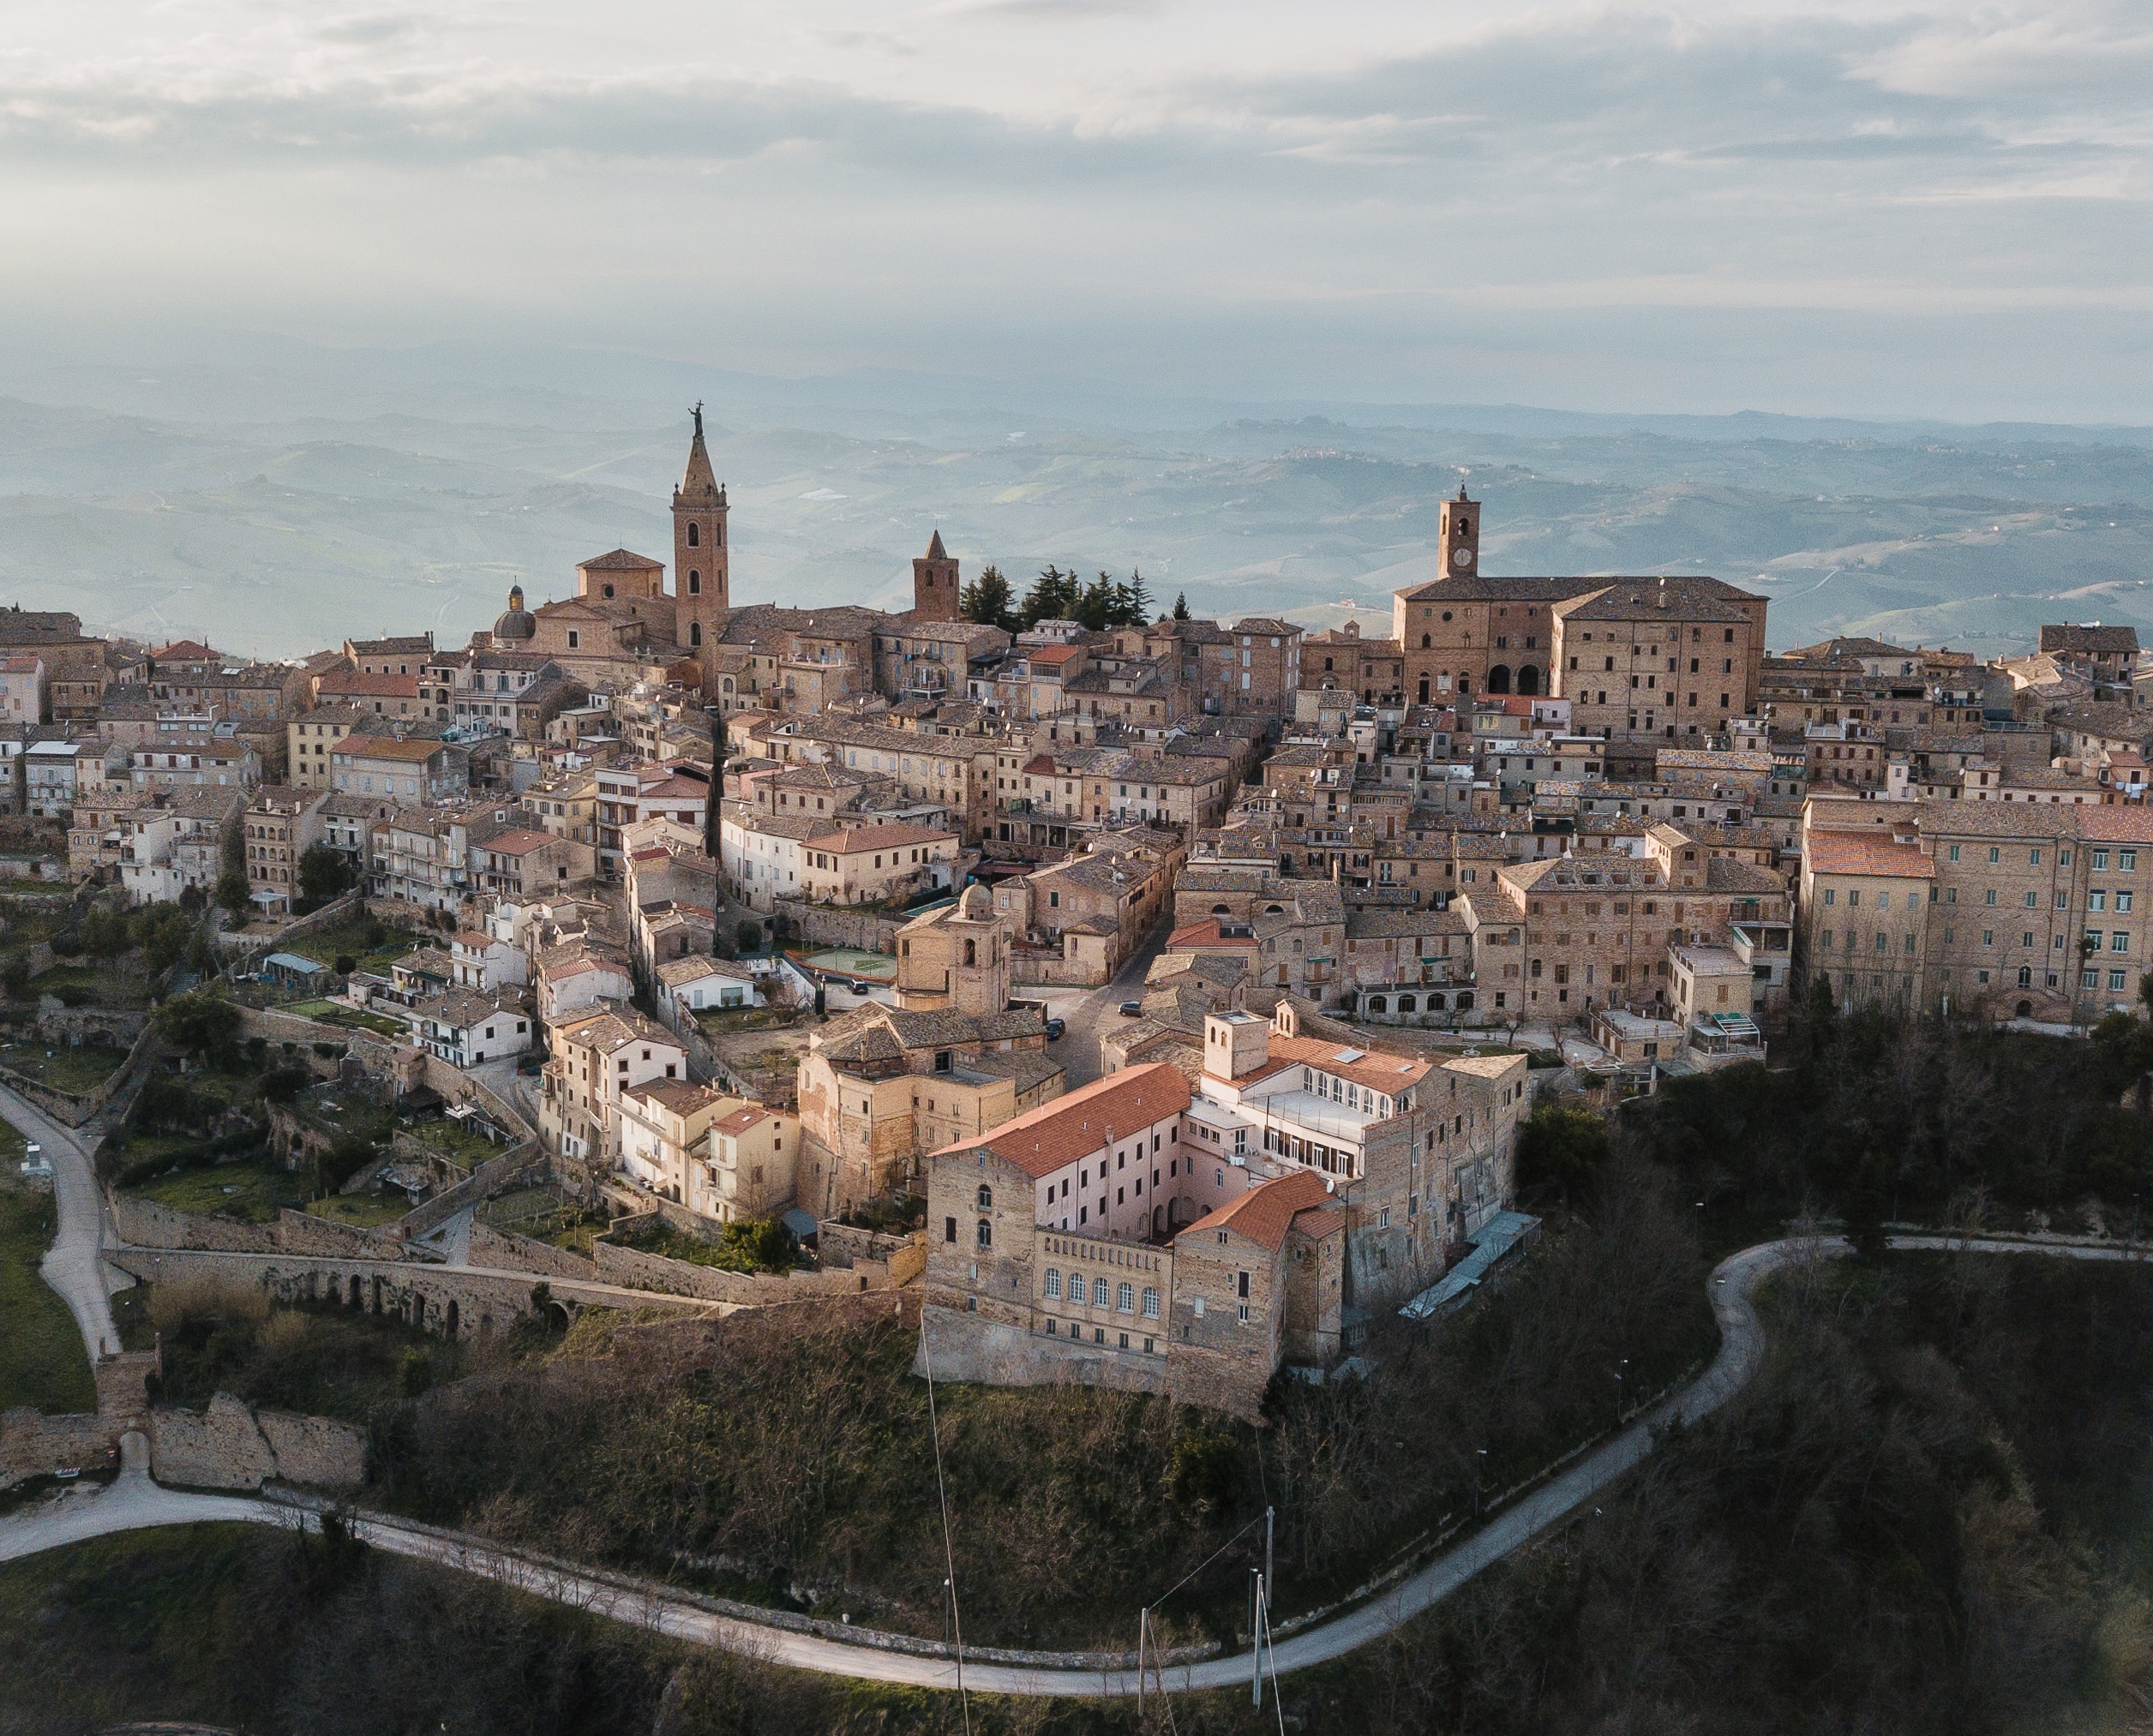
<box><xmin>0</xmin><ymin>2</ymin><xmax>2147</xmax><ymax>419</ymax></box>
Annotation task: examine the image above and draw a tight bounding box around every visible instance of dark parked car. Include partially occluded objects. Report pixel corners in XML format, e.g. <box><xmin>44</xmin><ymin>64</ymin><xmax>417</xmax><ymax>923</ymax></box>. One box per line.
<box><xmin>1118</xmin><ymin>1000</ymin><xmax>1142</xmax><ymax>1017</ymax></box>
<box><xmin>1045</xmin><ymin>1017</ymin><xmax>1066</xmax><ymax>1040</ymax></box>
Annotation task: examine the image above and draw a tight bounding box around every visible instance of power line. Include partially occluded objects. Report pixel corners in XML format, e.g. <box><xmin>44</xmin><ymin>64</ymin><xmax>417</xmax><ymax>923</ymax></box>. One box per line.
<box><xmin>918</xmin><ymin>1315</ymin><xmax>971</xmax><ymax>1736</ymax></box>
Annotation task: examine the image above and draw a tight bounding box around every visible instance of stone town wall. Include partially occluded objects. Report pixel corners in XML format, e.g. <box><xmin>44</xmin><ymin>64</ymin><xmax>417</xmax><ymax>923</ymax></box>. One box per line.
<box><xmin>913</xmin><ymin>1304</ymin><xmax>1169</xmax><ymax>1400</ymax></box>
<box><xmin>395</xmin><ymin>1144</ymin><xmax>543</xmax><ymax>1240</ymax></box>
<box><xmin>772</xmin><ymin>898</ymin><xmax>906</xmax><ymax>956</ymax></box>
<box><xmin>591</xmin><ymin>1235</ymin><xmax>876</xmax><ymax>1306</ymax></box>
<box><xmin>0</xmin><ymin>1014</ymin><xmax>161</xmax><ymax>1128</ymax></box>
<box><xmin>465</xmin><ymin>1220</ymin><xmax>599</xmax><ymax>1281</ymax></box>
<box><xmin>148</xmin><ymin>1392</ymin><xmax>366</xmax><ymax>1491</ymax></box>
<box><xmin>0</xmin><ymin>1407</ymin><xmax>118</xmax><ymax>1487</ymax></box>
<box><xmin>102</xmin><ymin>1244</ymin><xmax>705</xmax><ymax>1338</ymax></box>
<box><xmin>816</xmin><ymin>1222</ymin><xmax>927</xmax><ymax>1286</ymax></box>
<box><xmin>106</xmin><ymin>1190</ymin><xmax>406</xmax><ymax>1261</ymax></box>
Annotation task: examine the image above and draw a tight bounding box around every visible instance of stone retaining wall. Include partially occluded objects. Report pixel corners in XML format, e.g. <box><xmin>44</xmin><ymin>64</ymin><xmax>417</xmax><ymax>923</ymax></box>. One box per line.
<box><xmin>107</xmin><ymin>1191</ymin><xmax>407</xmax><ymax>1260</ymax></box>
<box><xmin>149</xmin><ymin>1392</ymin><xmax>366</xmax><ymax>1492</ymax></box>
<box><xmin>103</xmin><ymin>1244</ymin><xmax>708</xmax><ymax>1338</ymax></box>
<box><xmin>396</xmin><ymin>1144</ymin><xmax>543</xmax><ymax>1239</ymax></box>
<box><xmin>914</xmin><ymin>1304</ymin><xmax>1170</xmax><ymax>1401</ymax></box>
<box><xmin>771</xmin><ymin>898</ymin><xmax>907</xmax><ymax>957</ymax></box>
<box><xmin>0</xmin><ymin>1407</ymin><xmax>117</xmax><ymax>1486</ymax></box>
<box><xmin>592</xmin><ymin>1233</ymin><xmax>877</xmax><ymax>1306</ymax></box>
<box><xmin>466</xmin><ymin>1220</ymin><xmax>599</xmax><ymax>1281</ymax></box>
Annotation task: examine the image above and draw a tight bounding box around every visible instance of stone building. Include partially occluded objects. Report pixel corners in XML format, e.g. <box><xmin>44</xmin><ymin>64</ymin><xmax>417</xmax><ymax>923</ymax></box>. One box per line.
<box><xmin>919</xmin><ymin>1005</ymin><xmax>1527</xmax><ymax>1420</ymax></box>
<box><xmin>539</xmin><ymin>1006</ymin><xmax>688</xmax><ymax>1165</ymax></box>
<box><xmin>1390</xmin><ymin>488</ymin><xmax>1766</xmax><ymax>733</ymax></box>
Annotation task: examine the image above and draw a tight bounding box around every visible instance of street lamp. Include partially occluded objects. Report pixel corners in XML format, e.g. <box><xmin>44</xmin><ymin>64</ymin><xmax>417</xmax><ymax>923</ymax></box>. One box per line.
<box><xmin>1614</xmin><ymin>1357</ymin><xmax>1628</xmax><ymax>1425</ymax></box>
<box><xmin>1472</xmin><ymin>1446</ymin><xmax>1488</xmax><ymax>1518</ymax></box>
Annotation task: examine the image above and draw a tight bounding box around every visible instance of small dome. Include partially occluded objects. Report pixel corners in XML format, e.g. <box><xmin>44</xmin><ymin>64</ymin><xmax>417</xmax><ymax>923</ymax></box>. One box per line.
<box><xmin>960</xmin><ymin>883</ymin><xmax>993</xmax><ymax>921</ymax></box>
<box><xmin>493</xmin><ymin>584</ymin><xmax>536</xmax><ymax>642</ymax></box>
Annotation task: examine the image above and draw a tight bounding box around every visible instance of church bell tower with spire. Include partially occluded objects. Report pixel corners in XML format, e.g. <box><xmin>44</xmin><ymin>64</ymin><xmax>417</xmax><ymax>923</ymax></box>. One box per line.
<box><xmin>912</xmin><ymin>529</ymin><xmax>959</xmax><ymax>621</ymax></box>
<box><xmin>674</xmin><ymin>404</ymin><xmax>729</xmax><ymax>655</ymax></box>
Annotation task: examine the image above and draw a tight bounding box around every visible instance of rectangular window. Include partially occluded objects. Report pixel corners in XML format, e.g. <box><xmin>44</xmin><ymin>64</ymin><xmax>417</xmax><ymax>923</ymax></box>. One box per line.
<box><xmin>2123</xmin><ymin>850</ymin><xmax>2138</xmax><ymax>871</ymax></box>
<box><xmin>2114</xmin><ymin>970</ymin><xmax>2130</xmax><ymax>992</ymax></box>
<box><xmin>2085</xmin><ymin>969</ymin><xmax>2101</xmax><ymax>990</ymax></box>
<box><xmin>2116</xmin><ymin>932</ymin><xmax>2132</xmax><ymax>953</ymax></box>
<box><xmin>2094</xmin><ymin>849</ymin><xmax>2111</xmax><ymax>871</ymax></box>
<box><xmin>2090</xmin><ymin>890</ymin><xmax>2108</xmax><ymax>911</ymax></box>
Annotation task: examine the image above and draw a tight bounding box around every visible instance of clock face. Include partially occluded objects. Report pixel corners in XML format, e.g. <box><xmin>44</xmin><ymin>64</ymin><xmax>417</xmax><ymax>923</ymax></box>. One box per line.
<box><xmin>1451</xmin><ymin>545</ymin><xmax>1475</xmax><ymax>572</ymax></box>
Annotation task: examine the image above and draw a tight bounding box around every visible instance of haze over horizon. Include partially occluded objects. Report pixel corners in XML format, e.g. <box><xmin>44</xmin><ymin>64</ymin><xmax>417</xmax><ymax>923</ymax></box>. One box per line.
<box><xmin>1</xmin><ymin>3</ymin><xmax>2148</xmax><ymax>660</ymax></box>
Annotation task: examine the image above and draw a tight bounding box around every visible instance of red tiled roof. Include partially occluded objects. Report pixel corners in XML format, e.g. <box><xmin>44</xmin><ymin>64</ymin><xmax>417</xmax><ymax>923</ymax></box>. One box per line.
<box><xmin>154</xmin><ymin>640</ymin><xmax>216</xmax><ymax>662</ymax></box>
<box><xmin>2075</xmin><ymin>806</ymin><xmax>2153</xmax><ymax>841</ymax></box>
<box><xmin>1804</xmin><ymin>833</ymin><xmax>1934</xmax><ymax>877</ymax></box>
<box><xmin>579</xmin><ymin>548</ymin><xmax>664</xmax><ymax>571</ymax></box>
<box><xmin>1237</xmin><ymin>1033</ymin><xmax>1435</xmax><ymax>1093</ymax></box>
<box><xmin>716</xmin><ymin>1105</ymin><xmax>773</xmax><ymax>1135</ymax></box>
<box><xmin>939</xmin><ymin>1063</ymin><xmax>1190</xmax><ymax>1180</ymax></box>
<box><xmin>1025</xmin><ymin>644</ymin><xmax>1082</xmax><ymax>666</ymax></box>
<box><xmin>822</xmin><ymin>820</ymin><xmax>955</xmax><ymax>854</ymax></box>
<box><xmin>1181</xmin><ymin>1170</ymin><xmax>1334</xmax><ymax>1253</ymax></box>
<box><xmin>482</xmin><ymin>829</ymin><xmax>558</xmax><ymax>855</ymax></box>
<box><xmin>336</xmin><ymin>735</ymin><xmax>439</xmax><ymax>763</ymax></box>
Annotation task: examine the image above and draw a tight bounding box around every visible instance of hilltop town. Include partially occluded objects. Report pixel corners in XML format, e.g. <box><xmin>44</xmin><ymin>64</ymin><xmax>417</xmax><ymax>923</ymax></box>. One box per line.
<box><xmin>0</xmin><ymin>410</ymin><xmax>2148</xmax><ymax>1428</ymax></box>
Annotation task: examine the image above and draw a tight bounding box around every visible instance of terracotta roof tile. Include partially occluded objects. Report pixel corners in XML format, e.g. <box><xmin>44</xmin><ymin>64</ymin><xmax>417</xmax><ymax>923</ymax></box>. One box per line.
<box><xmin>940</xmin><ymin>1063</ymin><xmax>1190</xmax><ymax>1180</ymax></box>
<box><xmin>1181</xmin><ymin>1169</ymin><xmax>1334</xmax><ymax>1253</ymax></box>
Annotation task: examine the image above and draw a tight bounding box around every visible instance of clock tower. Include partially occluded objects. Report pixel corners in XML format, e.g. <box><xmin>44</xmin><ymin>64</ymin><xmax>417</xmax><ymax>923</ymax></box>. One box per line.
<box><xmin>1439</xmin><ymin>485</ymin><xmax>1478</xmax><ymax>579</ymax></box>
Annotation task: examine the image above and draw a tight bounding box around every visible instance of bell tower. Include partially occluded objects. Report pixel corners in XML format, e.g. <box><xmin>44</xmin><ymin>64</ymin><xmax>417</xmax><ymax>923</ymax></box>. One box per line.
<box><xmin>674</xmin><ymin>403</ymin><xmax>729</xmax><ymax>656</ymax></box>
<box><xmin>1438</xmin><ymin>484</ymin><xmax>1479</xmax><ymax>579</ymax></box>
<box><xmin>912</xmin><ymin>529</ymin><xmax>959</xmax><ymax>621</ymax></box>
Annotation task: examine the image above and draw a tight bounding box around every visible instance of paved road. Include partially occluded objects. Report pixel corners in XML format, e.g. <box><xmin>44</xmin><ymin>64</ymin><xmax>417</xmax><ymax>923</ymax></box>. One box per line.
<box><xmin>1</xmin><ymin>1083</ymin><xmax>120</xmax><ymax>1362</ymax></box>
<box><xmin>1035</xmin><ymin>921</ymin><xmax>1173</xmax><ymax>1089</ymax></box>
<box><xmin>4</xmin><ymin>1230</ymin><xmax>2132</xmax><ymax>1697</ymax></box>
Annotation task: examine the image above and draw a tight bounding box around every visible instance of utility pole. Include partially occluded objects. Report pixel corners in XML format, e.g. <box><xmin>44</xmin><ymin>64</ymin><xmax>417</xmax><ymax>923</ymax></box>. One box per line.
<box><xmin>1265</xmin><ymin>1505</ymin><xmax>1274</xmax><ymax>1603</ymax></box>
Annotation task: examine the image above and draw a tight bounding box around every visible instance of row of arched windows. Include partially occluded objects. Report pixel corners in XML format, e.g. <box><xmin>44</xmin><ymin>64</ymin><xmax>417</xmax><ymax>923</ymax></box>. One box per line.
<box><xmin>1041</xmin><ymin>1271</ymin><xmax>1160</xmax><ymax>1315</ymax></box>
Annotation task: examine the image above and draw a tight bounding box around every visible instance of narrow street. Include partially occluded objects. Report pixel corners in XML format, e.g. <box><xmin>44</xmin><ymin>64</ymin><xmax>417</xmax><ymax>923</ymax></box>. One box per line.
<box><xmin>1026</xmin><ymin>919</ymin><xmax>1172</xmax><ymax>1088</ymax></box>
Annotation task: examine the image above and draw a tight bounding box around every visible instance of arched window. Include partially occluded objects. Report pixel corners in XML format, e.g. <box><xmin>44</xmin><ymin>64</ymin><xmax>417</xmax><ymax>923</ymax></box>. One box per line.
<box><xmin>1117</xmin><ymin>1282</ymin><xmax>1135</xmax><ymax>1313</ymax></box>
<box><xmin>976</xmin><ymin>1218</ymin><xmax>993</xmax><ymax>1248</ymax></box>
<box><xmin>722</xmin><ymin>677</ymin><xmax>734</xmax><ymax>693</ymax></box>
<box><xmin>1212</xmin><ymin>902</ymin><xmax>1231</xmax><ymax>914</ymax></box>
<box><xmin>1420</xmin><ymin>632</ymin><xmax>1431</xmax><ymax>649</ymax></box>
<box><xmin>1368</xmin><ymin>996</ymin><xmax>1387</xmax><ymax>1014</ymax></box>
<box><xmin>688</xmin><ymin>571</ymin><xmax>700</xmax><ymax>595</ymax></box>
<box><xmin>977</xmin><ymin>1184</ymin><xmax>993</xmax><ymax>1210</ymax></box>
<box><xmin>1093</xmin><ymin>1277</ymin><xmax>1111</xmax><ymax>1308</ymax></box>
<box><xmin>687</xmin><ymin>522</ymin><xmax>700</xmax><ymax>548</ymax></box>
<box><xmin>1456</xmin><ymin>991</ymin><xmax>1473</xmax><ymax>1010</ymax></box>
<box><xmin>1045</xmin><ymin>1268</ymin><xmax>1062</xmax><ymax>1299</ymax></box>
<box><xmin>689</xmin><ymin>621</ymin><xmax>703</xmax><ymax>646</ymax></box>
<box><xmin>1399</xmin><ymin>995</ymin><xmax>1417</xmax><ymax>1013</ymax></box>
<box><xmin>1486</xmin><ymin>665</ymin><xmax>1512</xmax><ymax>695</ymax></box>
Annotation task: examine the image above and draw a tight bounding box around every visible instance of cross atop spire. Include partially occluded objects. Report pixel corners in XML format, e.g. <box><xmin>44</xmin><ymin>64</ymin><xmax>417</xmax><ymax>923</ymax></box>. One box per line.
<box><xmin>677</xmin><ymin>405</ymin><xmax>721</xmax><ymax>504</ymax></box>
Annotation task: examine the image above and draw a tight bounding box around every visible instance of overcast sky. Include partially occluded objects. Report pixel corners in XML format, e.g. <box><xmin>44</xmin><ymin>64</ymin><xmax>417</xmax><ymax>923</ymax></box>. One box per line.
<box><xmin>3</xmin><ymin>2</ymin><xmax>2149</xmax><ymax>422</ymax></box>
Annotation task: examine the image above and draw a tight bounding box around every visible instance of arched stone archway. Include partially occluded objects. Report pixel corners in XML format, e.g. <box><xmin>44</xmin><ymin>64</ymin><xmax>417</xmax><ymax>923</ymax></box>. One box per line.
<box><xmin>1516</xmin><ymin>665</ymin><xmax>1540</xmax><ymax>697</ymax></box>
<box><xmin>1486</xmin><ymin>666</ymin><xmax>1512</xmax><ymax>695</ymax></box>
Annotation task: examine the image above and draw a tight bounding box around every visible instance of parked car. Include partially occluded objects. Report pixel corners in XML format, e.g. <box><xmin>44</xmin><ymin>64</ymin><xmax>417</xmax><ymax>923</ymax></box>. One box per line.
<box><xmin>1118</xmin><ymin>1000</ymin><xmax>1142</xmax><ymax>1017</ymax></box>
<box><xmin>1045</xmin><ymin>1017</ymin><xmax>1065</xmax><ymax>1040</ymax></box>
